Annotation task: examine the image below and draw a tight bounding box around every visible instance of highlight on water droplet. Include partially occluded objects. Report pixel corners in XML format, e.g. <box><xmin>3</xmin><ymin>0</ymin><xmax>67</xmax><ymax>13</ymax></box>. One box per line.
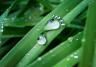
<box><xmin>44</xmin><ymin>15</ymin><xmax>65</xmax><ymax>31</ymax></box>
<box><xmin>0</xmin><ymin>23</ymin><xmax>4</xmax><ymax>32</ymax></box>
<box><xmin>37</xmin><ymin>34</ymin><xmax>47</xmax><ymax>45</ymax></box>
<box><xmin>68</xmin><ymin>37</ymin><xmax>73</xmax><ymax>42</ymax></box>
<box><xmin>82</xmin><ymin>38</ymin><xmax>86</xmax><ymax>43</ymax></box>
<box><xmin>37</xmin><ymin>57</ymin><xmax>42</xmax><ymax>61</ymax></box>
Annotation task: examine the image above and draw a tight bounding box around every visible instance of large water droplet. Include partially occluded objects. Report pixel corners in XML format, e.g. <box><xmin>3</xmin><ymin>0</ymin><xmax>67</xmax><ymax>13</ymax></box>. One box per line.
<box><xmin>45</xmin><ymin>20</ymin><xmax>60</xmax><ymax>30</ymax></box>
<box><xmin>44</xmin><ymin>15</ymin><xmax>65</xmax><ymax>31</ymax></box>
<box><xmin>37</xmin><ymin>35</ymin><xmax>47</xmax><ymax>45</ymax></box>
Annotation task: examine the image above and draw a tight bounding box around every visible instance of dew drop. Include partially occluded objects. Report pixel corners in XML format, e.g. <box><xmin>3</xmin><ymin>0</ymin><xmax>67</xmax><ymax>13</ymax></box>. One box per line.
<box><xmin>49</xmin><ymin>50</ymin><xmax>53</xmax><ymax>53</ymax></box>
<box><xmin>65</xmin><ymin>9</ymin><xmax>69</xmax><ymax>12</ymax></box>
<box><xmin>60</xmin><ymin>19</ymin><xmax>65</xmax><ymax>26</ymax></box>
<box><xmin>70</xmin><ymin>54</ymin><xmax>74</xmax><ymax>57</ymax></box>
<box><xmin>74</xmin><ymin>55</ymin><xmax>78</xmax><ymax>59</ymax></box>
<box><xmin>68</xmin><ymin>37</ymin><xmax>73</xmax><ymax>42</ymax></box>
<box><xmin>38</xmin><ymin>57</ymin><xmax>42</xmax><ymax>61</ymax></box>
<box><xmin>66</xmin><ymin>58</ymin><xmax>70</xmax><ymax>61</ymax></box>
<box><xmin>0</xmin><ymin>40</ymin><xmax>2</xmax><ymax>44</ymax></box>
<box><xmin>39</xmin><ymin>4</ymin><xmax>44</xmax><ymax>12</ymax></box>
<box><xmin>52</xmin><ymin>54</ymin><xmax>55</xmax><ymax>57</ymax></box>
<box><xmin>76</xmin><ymin>38</ymin><xmax>79</xmax><ymax>41</ymax></box>
<box><xmin>0</xmin><ymin>23</ymin><xmax>4</xmax><ymax>32</ymax></box>
<box><xmin>45</xmin><ymin>15</ymin><xmax>65</xmax><ymax>31</ymax></box>
<box><xmin>37</xmin><ymin>35</ymin><xmax>47</xmax><ymax>45</ymax></box>
<box><xmin>29</xmin><ymin>16</ymin><xmax>32</xmax><ymax>20</ymax></box>
<box><xmin>82</xmin><ymin>38</ymin><xmax>86</xmax><ymax>42</ymax></box>
<box><xmin>27</xmin><ymin>53</ymin><xmax>30</xmax><ymax>56</ymax></box>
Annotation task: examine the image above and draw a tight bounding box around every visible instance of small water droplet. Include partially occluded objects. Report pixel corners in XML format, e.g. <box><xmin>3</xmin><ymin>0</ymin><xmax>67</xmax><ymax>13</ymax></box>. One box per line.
<box><xmin>36</xmin><ymin>29</ymin><xmax>40</xmax><ymax>31</ymax></box>
<box><xmin>76</xmin><ymin>38</ymin><xmax>79</xmax><ymax>41</ymax></box>
<box><xmin>38</xmin><ymin>57</ymin><xmax>42</xmax><ymax>61</ymax></box>
<box><xmin>74</xmin><ymin>55</ymin><xmax>78</xmax><ymax>59</ymax></box>
<box><xmin>0</xmin><ymin>40</ymin><xmax>2</xmax><ymax>44</ymax></box>
<box><xmin>4</xmin><ymin>18</ymin><xmax>8</xmax><ymax>21</ymax></box>
<box><xmin>66</xmin><ymin>58</ymin><xmax>70</xmax><ymax>61</ymax></box>
<box><xmin>68</xmin><ymin>37</ymin><xmax>73</xmax><ymax>42</ymax></box>
<box><xmin>82</xmin><ymin>38</ymin><xmax>86</xmax><ymax>42</ymax></box>
<box><xmin>0</xmin><ymin>23</ymin><xmax>4</xmax><ymax>32</ymax></box>
<box><xmin>52</xmin><ymin>54</ymin><xmax>55</xmax><ymax>57</ymax></box>
<box><xmin>27</xmin><ymin>53</ymin><xmax>30</xmax><ymax>56</ymax></box>
<box><xmin>37</xmin><ymin>35</ymin><xmax>47</xmax><ymax>45</ymax></box>
<box><xmin>49</xmin><ymin>50</ymin><xmax>53</xmax><ymax>53</ymax></box>
<box><xmin>39</xmin><ymin>4</ymin><xmax>44</xmax><ymax>12</ymax></box>
<box><xmin>11</xmin><ymin>17</ymin><xmax>15</xmax><ymax>21</ymax></box>
<box><xmin>60</xmin><ymin>19</ymin><xmax>65</xmax><ymax>26</ymax></box>
<box><xmin>70</xmin><ymin>54</ymin><xmax>74</xmax><ymax>57</ymax></box>
<box><xmin>29</xmin><ymin>16</ymin><xmax>32</xmax><ymax>20</ymax></box>
<box><xmin>65</xmin><ymin>9</ymin><xmax>69</xmax><ymax>12</ymax></box>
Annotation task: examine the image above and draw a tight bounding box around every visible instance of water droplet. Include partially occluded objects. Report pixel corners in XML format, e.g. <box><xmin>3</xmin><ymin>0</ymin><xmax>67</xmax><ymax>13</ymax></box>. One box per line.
<box><xmin>76</xmin><ymin>38</ymin><xmax>79</xmax><ymax>41</ymax></box>
<box><xmin>82</xmin><ymin>38</ymin><xmax>86</xmax><ymax>42</ymax></box>
<box><xmin>37</xmin><ymin>35</ymin><xmax>47</xmax><ymax>45</ymax></box>
<box><xmin>74</xmin><ymin>55</ymin><xmax>78</xmax><ymax>59</ymax></box>
<box><xmin>49</xmin><ymin>50</ymin><xmax>53</xmax><ymax>53</ymax></box>
<box><xmin>45</xmin><ymin>15</ymin><xmax>65</xmax><ymax>31</ymax></box>
<box><xmin>68</xmin><ymin>37</ymin><xmax>73</xmax><ymax>42</ymax></box>
<box><xmin>29</xmin><ymin>16</ymin><xmax>32</xmax><ymax>20</ymax></box>
<box><xmin>0</xmin><ymin>40</ymin><xmax>2</xmax><ymax>44</ymax></box>
<box><xmin>52</xmin><ymin>54</ymin><xmax>55</xmax><ymax>57</ymax></box>
<box><xmin>0</xmin><ymin>23</ymin><xmax>4</xmax><ymax>32</ymax></box>
<box><xmin>65</xmin><ymin>9</ymin><xmax>69</xmax><ymax>12</ymax></box>
<box><xmin>39</xmin><ymin>4</ymin><xmax>44</xmax><ymax>11</ymax></box>
<box><xmin>11</xmin><ymin>17</ymin><xmax>15</xmax><ymax>21</ymax></box>
<box><xmin>27</xmin><ymin>53</ymin><xmax>30</xmax><ymax>56</ymax></box>
<box><xmin>38</xmin><ymin>57</ymin><xmax>42</xmax><ymax>61</ymax></box>
<box><xmin>66</xmin><ymin>58</ymin><xmax>70</xmax><ymax>61</ymax></box>
<box><xmin>36</xmin><ymin>29</ymin><xmax>40</xmax><ymax>31</ymax></box>
<box><xmin>70</xmin><ymin>54</ymin><xmax>74</xmax><ymax>57</ymax></box>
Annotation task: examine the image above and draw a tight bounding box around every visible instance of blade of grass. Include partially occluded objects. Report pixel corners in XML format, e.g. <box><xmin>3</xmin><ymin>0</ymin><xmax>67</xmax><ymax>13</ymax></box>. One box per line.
<box><xmin>79</xmin><ymin>0</ymin><xmax>96</xmax><ymax>67</ymax></box>
<box><xmin>27</xmin><ymin>32</ymin><xmax>82</xmax><ymax>67</ymax></box>
<box><xmin>53</xmin><ymin>48</ymin><xmax>82</xmax><ymax>67</ymax></box>
<box><xmin>17</xmin><ymin>0</ymin><xmax>88</xmax><ymax>66</ymax></box>
<box><xmin>0</xmin><ymin>0</ymin><xmax>82</xmax><ymax>67</ymax></box>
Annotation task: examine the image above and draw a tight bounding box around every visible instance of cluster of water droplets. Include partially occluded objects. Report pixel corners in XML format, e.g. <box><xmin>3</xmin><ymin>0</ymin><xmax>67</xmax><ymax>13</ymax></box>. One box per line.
<box><xmin>37</xmin><ymin>15</ymin><xmax>65</xmax><ymax>46</ymax></box>
<box><xmin>44</xmin><ymin>15</ymin><xmax>65</xmax><ymax>31</ymax></box>
<box><xmin>66</xmin><ymin>50</ymin><xmax>79</xmax><ymax>62</ymax></box>
<box><xmin>0</xmin><ymin>18</ymin><xmax>5</xmax><ymax>44</ymax></box>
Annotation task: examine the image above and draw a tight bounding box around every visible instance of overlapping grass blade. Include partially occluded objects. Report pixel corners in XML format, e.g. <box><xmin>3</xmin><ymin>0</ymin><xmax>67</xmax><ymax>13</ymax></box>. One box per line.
<box><xmin>79</xmin><ymin>0</ymin><xmax>96</xmax><ymax>67</ymax></box>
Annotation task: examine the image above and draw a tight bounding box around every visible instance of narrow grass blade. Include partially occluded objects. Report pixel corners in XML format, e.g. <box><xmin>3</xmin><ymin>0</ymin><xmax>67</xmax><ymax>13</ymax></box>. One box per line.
<box><xmin>79</xmin><ymin>0</ymin><xmax>96</xmax><ymax>67</ymax></box>
<box><xmin>53</xmin><ymin>48</ymin><xmax>82</xmax><ymax>67</ymax></box>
